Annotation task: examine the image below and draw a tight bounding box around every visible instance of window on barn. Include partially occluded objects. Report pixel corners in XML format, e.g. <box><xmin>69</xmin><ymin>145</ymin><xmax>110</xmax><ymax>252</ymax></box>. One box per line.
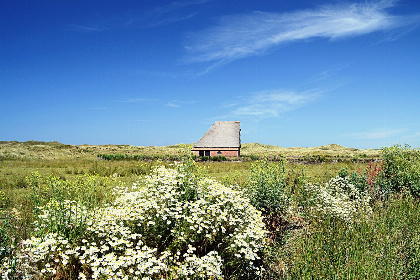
<box><xmin>205</xmin><ymin>151</ymin><xmax>210</xmax><ymax>156</ymax></box>
<box><xmin>199</xmin><ymin>151</ymin><xmax>204</xmax><ymax>156</ymax></box>
<box><xmin>217</xmin><ymin>151</ymin><xmax>222</xmax><ymax>155</ymax></box>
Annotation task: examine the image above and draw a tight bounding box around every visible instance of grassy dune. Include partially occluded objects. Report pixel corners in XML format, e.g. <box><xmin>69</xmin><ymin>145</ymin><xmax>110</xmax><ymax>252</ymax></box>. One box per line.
<box><xmin>242</xmin><ymin>142</ymin><xmax>379</xmax><ymax>157</ymax></box>
<box><xmin>0</xmin><ymin>141</ymin><xmax>194</xmax><ymax>160</ymax></box>
<box><xmin>0</xmin><ymin>141</ymin><xmax>379</xmax><ymax>160</ymax></box>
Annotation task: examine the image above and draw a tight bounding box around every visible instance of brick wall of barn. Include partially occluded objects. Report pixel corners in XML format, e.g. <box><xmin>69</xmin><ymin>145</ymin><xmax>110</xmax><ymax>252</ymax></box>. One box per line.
<box><xmin>192</xmin><ymin>149</ymin><xmax>240</xmax><ymax>157</ymax></box>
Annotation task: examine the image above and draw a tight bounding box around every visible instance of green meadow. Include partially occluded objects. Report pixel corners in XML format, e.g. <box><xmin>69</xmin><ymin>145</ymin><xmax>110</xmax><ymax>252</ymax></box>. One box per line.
<box><xmin>1</xmin><ymin>141</ymin><xmax>419</xmax><ymax>279</ymax></box>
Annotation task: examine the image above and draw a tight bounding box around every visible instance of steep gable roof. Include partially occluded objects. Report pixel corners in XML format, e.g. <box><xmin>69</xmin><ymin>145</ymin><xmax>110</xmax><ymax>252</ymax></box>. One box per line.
<box><xmin>193</xmin><ymin>121</ymin><xmax>240</xmax><ymax>148</ymax></box>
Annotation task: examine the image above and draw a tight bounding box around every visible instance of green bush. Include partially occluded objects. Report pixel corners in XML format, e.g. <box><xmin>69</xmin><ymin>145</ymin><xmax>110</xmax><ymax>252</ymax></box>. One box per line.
<box><xmin>338</xmin><ymin>167</ymin><xmax>369</xmax><ymax>193</ymax></box>
<box><xmin>377</xmin><ymin>144</ymin><xmax>420</xmax><ymax>197</ymax></box>
<box><xmin>407</xmin><ymin>230</ymin><xmax>420</xmax><ymax>279</ymax></box>
<box><xmin>246</xmin><ymin>158</ymin><xmax>289</xmax><ymax>215</ymax></box>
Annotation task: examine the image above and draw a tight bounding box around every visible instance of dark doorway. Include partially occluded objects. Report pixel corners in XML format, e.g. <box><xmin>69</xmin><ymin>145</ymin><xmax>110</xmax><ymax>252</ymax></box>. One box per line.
<box><xmin>199</xmin><ymin>151</ymin><xmax>204</xmax><ymax>156</ymax></box>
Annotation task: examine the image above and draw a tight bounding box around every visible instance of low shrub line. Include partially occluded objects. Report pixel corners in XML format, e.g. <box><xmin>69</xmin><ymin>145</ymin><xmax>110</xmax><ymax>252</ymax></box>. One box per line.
<box><xmin>97</xmin><ymin>153</ymin><xmax>380</xmax><ymax>164</ymax></box>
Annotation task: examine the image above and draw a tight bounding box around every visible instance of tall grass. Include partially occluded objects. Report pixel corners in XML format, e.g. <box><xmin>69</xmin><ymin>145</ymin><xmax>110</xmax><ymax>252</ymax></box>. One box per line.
<box><xmin>284</xmin><ymin>193</ymin><xmax>420</xmax><ymax>279</ymax></box>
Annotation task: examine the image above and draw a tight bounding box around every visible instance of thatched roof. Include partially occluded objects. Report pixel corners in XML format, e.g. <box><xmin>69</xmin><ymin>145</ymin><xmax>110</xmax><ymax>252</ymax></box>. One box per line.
<box><xmin>193</xmin><ymin>121</ymin><xmax>240</xmax><ymax>148</ymax></box>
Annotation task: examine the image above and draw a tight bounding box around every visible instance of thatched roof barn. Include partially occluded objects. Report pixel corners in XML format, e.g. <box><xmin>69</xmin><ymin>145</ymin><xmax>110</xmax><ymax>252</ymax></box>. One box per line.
<box><xmin>191</xmin><ymin>121</ymin><xmax>241</xmax><ymax>157</ymax></box>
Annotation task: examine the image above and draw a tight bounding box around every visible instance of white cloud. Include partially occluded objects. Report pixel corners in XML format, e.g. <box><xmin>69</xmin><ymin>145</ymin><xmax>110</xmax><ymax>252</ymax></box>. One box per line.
<box><xmin>344</xmin><ymin>128</ymin><xmax>406</xmax><ymax>140</ymax></box>
<box><xmin>166</xmin><ymin>102</ymin><xmax>180</xmax><ymax>108</ymax></box>
<box><xmin>221</xmin><ymin>89</ymin><xmax>320</xmax><ymax>120</ymax></box>
<box><xmin>185</xmin><ymin>0</ymin><xmax>416</xmax><ymax>64</ymax></box>
<box><xmin>165</xmin><ymin>100</ymin><xmax>197</xmax><ymax>108</ymax></box>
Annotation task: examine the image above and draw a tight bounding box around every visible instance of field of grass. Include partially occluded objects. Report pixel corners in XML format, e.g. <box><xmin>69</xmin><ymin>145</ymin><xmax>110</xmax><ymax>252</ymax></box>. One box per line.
<box><xmin>0</xmin><ymin>141</ymin><xmax>418</xmax><ymax>279</ymax></box>
<box><xmin>0</xmin><ymin>141</ymin><xmax>372</xmax><ymax>205</ymax></box>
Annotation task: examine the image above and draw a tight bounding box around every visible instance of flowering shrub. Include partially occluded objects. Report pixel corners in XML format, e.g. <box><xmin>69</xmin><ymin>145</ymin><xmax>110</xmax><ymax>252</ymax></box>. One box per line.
<box><xmin>304</xmin><ymin>176</ymin><xmax>372</xmax><ymax>222</ymax></box>
<box><xmin>5</xmin><ymin>163</ymin><xmax>266</xmax><ymax>279</ymax></box>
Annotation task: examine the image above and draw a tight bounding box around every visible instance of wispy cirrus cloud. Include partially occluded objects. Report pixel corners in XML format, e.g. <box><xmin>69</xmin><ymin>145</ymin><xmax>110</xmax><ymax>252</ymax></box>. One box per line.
<box><xmin>306</xmin><ymin>63</ymin><xmax>351</xmax><ymax>84</ymax></box>
<box><xmin>116</xmin><ymin>98</ymin><xmax>159</xmax><ymax>103</ymax></box>
<box><xmin>344</xmin><ymin>128</ymin><xmax>406</xmax><ymax>140</ymax></box>
<box><xmin>89</xmin><ymin>107</ymin><xmax>107</xmax><ymax>110</ymax></box>
<box><xmin>185</xmin><ymin>0</ymin><xmax>418</xmax><ymax>64</ymax></box>
<box><xmin>116</xmin><ymin>98</ymin><xmax>195</xmax><ymax>108</ymax></box>
<box><xmin>407</xmin><ymin>132</ymin><xmax>420</xmax><ymax>139</ymax></box>
<box><xmin>166</xmin><ymin>100</ymin><xmax>197</xmax><ymax>108</ymax></box>
<box><xmin>144</xmin><ymin>0</ymin><xmax>210</xmax><ymax>28</ymax></box>
<box><xmin>66</xmin><ymin>0</ymin><xmax>210</xmax><ymax>32</ymax></box>
<box><xmin>135</xmin><ymin>69</ymin><xmax>193</xmax><ymax>79</ymax></box>
<box><xmin>65</xmin><ymin>24</ymin><xmax>104</xmax><ymax>32</ymax></box>
<box><xmin>220</xmin><ymin>89</ymin><xmax>320</xmax><ymax>120</ymax></box>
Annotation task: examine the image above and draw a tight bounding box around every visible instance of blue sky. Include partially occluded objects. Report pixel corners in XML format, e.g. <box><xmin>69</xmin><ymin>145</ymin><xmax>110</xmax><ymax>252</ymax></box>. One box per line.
<box><xmin>1</xmin><ymin>0</ymin><xmax>420</xmax><ymax>149</ymax></box>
